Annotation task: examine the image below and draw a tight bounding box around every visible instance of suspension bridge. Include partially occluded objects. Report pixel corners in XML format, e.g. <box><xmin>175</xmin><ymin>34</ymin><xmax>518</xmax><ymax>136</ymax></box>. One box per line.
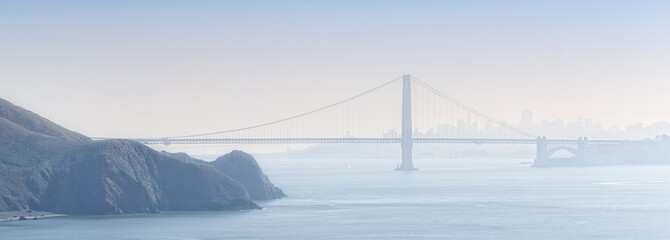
<box><xmin>109</xmin><ymin>74</ymin><xmax>627</xmax><ymax>170</ymax></box>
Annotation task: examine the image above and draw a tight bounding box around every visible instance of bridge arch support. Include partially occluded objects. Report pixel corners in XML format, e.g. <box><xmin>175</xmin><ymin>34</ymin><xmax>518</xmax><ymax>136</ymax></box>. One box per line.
<box><xmin>535</xmin><ymin>137</ymin><xmax>588</xmax><ymax>164</ymax></box>
<box><xmin>546</xmin><ymin>146</ymin><xmax>578</xmax><ymax>158</ymax></box>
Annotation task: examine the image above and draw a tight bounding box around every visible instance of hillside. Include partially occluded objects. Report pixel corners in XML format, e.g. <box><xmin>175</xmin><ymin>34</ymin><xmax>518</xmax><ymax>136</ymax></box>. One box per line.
<box><xmin>0</xmin><ymin>98</ymin><xmax>283</xmax><ymax>214</ymax></box>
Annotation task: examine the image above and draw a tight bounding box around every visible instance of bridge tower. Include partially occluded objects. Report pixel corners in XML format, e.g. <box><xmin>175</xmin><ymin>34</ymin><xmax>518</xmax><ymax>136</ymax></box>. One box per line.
<box><xmin>397</xmin><ymin>74</ymin><xmax>417</xmax><ymax>171</ymax></box>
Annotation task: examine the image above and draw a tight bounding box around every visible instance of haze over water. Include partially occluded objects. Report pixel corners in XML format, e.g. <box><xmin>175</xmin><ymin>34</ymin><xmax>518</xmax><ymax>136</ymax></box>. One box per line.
<box><xmin>3</xmin><ymin>158</ymin><xmax>669</xmax><ymax>239</ymax></box>
<box><xmin>2</xmin><ymin>1</ymin><xmax>670</xmax><ymax>138</ymax></box>
<box><xmin>2</xmin><ymin>1</ymin><xmax>669</xmax><ymax>239</ymax></box>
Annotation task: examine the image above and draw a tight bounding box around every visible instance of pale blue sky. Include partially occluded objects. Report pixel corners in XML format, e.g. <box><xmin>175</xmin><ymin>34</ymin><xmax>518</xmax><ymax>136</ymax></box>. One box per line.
<box><xmin>1</xmin><ymin>1</ymin><xmax>669</xmax><ymax>138</ymax></box>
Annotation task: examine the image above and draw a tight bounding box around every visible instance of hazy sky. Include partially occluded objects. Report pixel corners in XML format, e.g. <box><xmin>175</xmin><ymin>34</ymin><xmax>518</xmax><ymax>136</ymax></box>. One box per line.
<box><xmin>1</xmin><ymin>1</ymin><xmax>669</xmax><ymax>138</ymax></box>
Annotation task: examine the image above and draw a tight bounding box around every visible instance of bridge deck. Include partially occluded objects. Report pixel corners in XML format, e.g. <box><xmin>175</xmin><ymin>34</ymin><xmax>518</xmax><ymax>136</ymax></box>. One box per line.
<box><xmin>114</xmin><ymin>138</ymin><xmax>628</xmax><ymax>145</ymax></box>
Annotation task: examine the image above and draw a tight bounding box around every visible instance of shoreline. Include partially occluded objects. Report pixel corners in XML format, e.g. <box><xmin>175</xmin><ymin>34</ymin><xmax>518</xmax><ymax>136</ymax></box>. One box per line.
<box><xmin>0</xmin><ymin>210</ymin><xmax>65</xmax><ymax>222</ymax></box>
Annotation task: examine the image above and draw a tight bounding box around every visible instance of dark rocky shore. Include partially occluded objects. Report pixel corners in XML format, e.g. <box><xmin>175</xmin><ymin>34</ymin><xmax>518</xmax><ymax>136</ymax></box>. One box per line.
<box><xmin>0</xmin><ymin>98</ymin><xmax>285</xmax><ymax>215</ymax></box>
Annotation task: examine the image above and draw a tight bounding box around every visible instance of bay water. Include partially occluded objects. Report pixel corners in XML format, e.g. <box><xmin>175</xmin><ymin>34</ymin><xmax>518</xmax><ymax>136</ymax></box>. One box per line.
<box><xmin>2</xmin><ymin>158</ymin><xmax>669</xmax><ymax>239</ymax></box>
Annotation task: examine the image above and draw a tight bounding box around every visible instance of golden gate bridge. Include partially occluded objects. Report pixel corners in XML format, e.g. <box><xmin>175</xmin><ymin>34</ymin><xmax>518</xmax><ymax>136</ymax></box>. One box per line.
<box><xmin>96</xmin><ymin>75</ymin><xmax>628</xmax><ymax>170</ymax></box>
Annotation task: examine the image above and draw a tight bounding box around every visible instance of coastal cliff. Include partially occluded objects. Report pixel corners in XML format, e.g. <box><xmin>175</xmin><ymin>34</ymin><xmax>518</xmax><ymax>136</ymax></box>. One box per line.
<box><xmin>0</xmin><ymin>98</ymin><xmax>279</xmax><ymax>214</ymax></box>
<box><xmin>39</xmin><ymin>140</ymin><xmax>259</xmax><ymax>214</ymax></box>
<box><xmin>160</xmin><ymin>150</ymin><xmax>287</xmax><ymax>201</ymax></box>
<box><xmin>211</xmin><ymin>150</ymin><xmax>287</xmax><ymax>200</ymax></box>
<box><xmin>0</xmin><ymin>98</ymin><xmax>87</xmax><ymax>211</ymax></box>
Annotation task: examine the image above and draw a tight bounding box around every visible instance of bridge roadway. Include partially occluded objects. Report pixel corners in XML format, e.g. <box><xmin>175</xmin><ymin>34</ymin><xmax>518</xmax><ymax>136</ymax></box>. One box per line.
<box><xmin>123</xmin><ymin>137</ymin><xmax>628</xmax><ymax>145</ymax></box>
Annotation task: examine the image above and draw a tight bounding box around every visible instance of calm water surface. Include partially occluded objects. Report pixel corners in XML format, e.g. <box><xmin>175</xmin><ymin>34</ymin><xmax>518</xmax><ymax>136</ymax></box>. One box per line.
<box><xmin>2</xmin><ymin>158</ymin><xmax>669</xmax><ymax>239</ymax></box>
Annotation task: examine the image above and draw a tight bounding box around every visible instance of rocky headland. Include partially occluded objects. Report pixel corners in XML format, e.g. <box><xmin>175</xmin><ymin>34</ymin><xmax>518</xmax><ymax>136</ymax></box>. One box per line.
<box><xmin>211</xmin><ymin>150</ymin><xmax>287</xmax><ymax>200</ymax></box>
<box><xmin>0</xmin><ymin>98</ymin><xmax>285</xmax><ymax>216</ymax></box>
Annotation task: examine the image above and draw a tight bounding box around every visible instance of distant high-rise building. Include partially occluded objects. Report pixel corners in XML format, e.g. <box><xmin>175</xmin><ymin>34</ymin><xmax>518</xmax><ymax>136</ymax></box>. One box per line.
<box><xmin>585</xmin><ymin>118</ymin><xmax>593</xmax><ymax>130</ymax></box>
<box><xmin>520</xmin><ymin>109</ymin><xmax>533</xmax><ymax>127</ymax></box>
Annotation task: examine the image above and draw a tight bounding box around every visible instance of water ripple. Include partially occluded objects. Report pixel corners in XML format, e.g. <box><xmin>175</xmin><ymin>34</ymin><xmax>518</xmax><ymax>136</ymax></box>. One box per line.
<box><xmin>593</xmin><ymin>181</ymin><xmax>670</xmax><ymax>186</ymax></box>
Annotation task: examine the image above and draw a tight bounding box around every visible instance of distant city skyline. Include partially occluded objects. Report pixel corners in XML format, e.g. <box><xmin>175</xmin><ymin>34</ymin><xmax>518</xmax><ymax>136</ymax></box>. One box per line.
<box><xmin>401</xmin><ymin>109</ymin><xmax>670</xmax><ymax>140</ymax></box>
<box><xmin>508</xmin><ymin>109</ymin><xmax>670</xmax><ymax>140</ymax></box>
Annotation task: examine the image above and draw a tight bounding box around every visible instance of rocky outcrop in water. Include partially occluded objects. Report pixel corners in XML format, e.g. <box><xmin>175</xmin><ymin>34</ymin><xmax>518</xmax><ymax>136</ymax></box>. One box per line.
<box><xmin>210</xmin><ymin>150</ymin><xmax>287</xmax><ymax>200</ymax></box>
<box><xmin>0</xmin><ymin>98</ymin><xmax>271</xmax><ymax>214</ymax></box>
<box><xmin>160</xmin><ymin>150</ymin><xmax>287</xmax><ymax>201</ymax></box>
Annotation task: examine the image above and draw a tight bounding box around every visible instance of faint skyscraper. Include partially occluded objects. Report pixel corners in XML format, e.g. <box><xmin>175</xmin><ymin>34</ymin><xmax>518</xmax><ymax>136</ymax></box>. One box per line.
<box><xmin>520</xmin><ymin>109</ymin><xmax>533</xmax><ymax>128</ymax></box>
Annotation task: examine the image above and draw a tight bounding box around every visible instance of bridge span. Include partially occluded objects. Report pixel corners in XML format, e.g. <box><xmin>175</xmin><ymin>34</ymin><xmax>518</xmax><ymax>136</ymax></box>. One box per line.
<box><xmin>102</xmin><ymin>74</ymin><xmax>630</xmax><ymax>170</ymax></box>
<box><xmin>122</xmin><ymin>137</ymin><xmax>627</xmax><ymax>146</ymax></box>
